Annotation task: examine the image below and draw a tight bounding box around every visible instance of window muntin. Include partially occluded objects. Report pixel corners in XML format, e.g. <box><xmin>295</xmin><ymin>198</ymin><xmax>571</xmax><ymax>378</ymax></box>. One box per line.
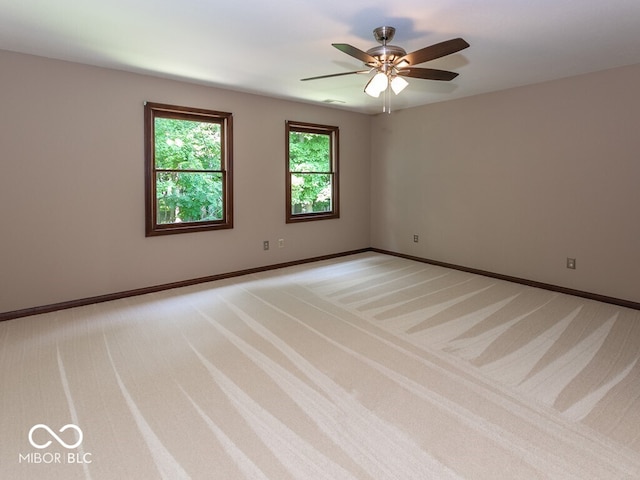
<box><xmin>286</xmin><ymin>121</ymin><xmax>339</xmax><ymax>222</ymax></box>
<box><xmin>144</xmin><ymin>103</ymin><xmax>233</xmax><ymax>236</ymax></box>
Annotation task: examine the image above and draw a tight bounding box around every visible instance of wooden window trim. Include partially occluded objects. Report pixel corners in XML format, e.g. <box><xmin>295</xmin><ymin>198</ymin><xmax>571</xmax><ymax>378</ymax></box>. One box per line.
<box><xmin>285</xmin><ymin>120</ymin><xmax>339</xmax><ymax>223</ymax></box>
<box><xmin>144</xmin><ymin>102</ymin><xmax>233</xmax><ymax>236</ymax></box>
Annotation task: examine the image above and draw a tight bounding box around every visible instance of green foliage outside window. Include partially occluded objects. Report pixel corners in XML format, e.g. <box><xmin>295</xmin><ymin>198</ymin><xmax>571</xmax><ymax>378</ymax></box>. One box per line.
<box><xmin>288</xmin><ymin>131</ymin><xmax>332</xmax><ymax>214</ymax></box>
<box><xmin>154</xmin><ymin>118</ymin><xmax>223</xmax><ymax>224</ymax></box>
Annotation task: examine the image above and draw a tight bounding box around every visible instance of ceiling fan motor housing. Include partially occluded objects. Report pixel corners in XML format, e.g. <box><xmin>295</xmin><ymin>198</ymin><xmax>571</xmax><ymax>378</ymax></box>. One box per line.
<box><xmin>366</xmin><ymin>44</ymin><xmax>407</xmax><ymax>65</ymax></box>
<box><xmin>367</xmin><ymin>27</ymin><xmax>407</xmax><ymax>65</ymax></box>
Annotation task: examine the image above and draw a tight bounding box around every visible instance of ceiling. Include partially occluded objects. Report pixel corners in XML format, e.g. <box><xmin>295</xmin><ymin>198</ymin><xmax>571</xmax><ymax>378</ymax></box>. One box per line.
<box><xmin>2</xmin><ymin>0</ymin><xmax>640</xmax><ymax>115</ymax></box>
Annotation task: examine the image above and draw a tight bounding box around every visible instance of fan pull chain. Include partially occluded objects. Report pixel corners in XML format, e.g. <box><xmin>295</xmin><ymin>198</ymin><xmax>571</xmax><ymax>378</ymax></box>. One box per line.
<box><xmin>383</xmin><ymin>83</ymin><xmax>392</xmax><ymax>114</ymax></box>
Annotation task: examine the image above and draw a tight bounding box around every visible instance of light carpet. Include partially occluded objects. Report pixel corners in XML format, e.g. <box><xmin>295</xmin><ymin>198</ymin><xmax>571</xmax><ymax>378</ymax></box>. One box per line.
<box><xmin>2</xmin><ymin>252</ymin><xmax>640</xmax><ymax>479</ymax></box>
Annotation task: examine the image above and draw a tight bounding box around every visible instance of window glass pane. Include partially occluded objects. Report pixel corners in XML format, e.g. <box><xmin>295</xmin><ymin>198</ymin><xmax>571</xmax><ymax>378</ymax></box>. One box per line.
<box><xmin>156</xmin><ymin>172</ymin><xmax>223</xmax><ymax>223</ymax></box>
<box><xmin>288</xmin><ymin>131</ymin><xmax>330</xmax><ymax>172</ymax></box>
<box><xmin>154</xmin><ymin>118</ymin><xmax>221</xmax><ymax>170</ymax></box>
<box><xmin>290</xmin><ymin>173</ymin><xmax>332</xmax><ymax>214</ymax></box>
<box><xmin>285</xmin><ymin>120</ymin><xmax>337</xmax><ymax>223</ymax></box>
<box><xmin>145</xmin><ymin>102</ymin><xmax>232</xmax><ymax>235</ymax></box>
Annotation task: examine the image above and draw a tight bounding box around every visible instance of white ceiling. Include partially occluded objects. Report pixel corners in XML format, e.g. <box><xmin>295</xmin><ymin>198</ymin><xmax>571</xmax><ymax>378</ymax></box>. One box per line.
<box><xmin>2</xmin><ymin>0</ymin><xmax>640</xmax><ymax>115</ymax></box>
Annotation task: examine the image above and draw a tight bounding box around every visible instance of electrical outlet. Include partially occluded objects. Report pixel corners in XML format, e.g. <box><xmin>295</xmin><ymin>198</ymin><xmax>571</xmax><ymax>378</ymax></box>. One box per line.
<box><xmin>566</xmin><ymin>257</ymin><xmax>576</xmax><ymax>269</ymax></box>
<box><xmin>263</xmin><ymin>240</ymin><xmax>269</xmax><ymax>251</ymax></box>
<box><xmin>413</xmin><ymin>234</ymin><xmax>419</xmax><ymax>243</ymax></box>
<box><xmin>278</xmin><ymin>238</ymin><xmax>284</xmax><ymax>248</ymax></box>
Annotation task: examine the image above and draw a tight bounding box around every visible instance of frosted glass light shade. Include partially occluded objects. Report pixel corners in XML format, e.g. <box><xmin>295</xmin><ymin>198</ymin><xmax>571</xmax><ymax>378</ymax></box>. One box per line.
<box><xmin>364</xmin><ymin>72</ymin><xmax>389</xmax><ymax>97</ymax></box>
<box><xmin>391</xmin><ymin>76</ymin><xmax>409</xmax><ymax>94</ymax></box>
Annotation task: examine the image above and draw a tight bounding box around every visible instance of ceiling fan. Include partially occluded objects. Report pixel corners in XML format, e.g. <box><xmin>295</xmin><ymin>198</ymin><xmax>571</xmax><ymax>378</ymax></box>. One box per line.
<box><xmin>302</xmin><ymin>26</ymin><xmax>469</xmax><ymax>104</ymax></box>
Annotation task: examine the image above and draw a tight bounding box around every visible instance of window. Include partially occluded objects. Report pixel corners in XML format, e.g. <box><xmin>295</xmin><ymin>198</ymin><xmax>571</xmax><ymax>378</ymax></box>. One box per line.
<box><xmin>286</xmin><ymin>121</ymin><xmax>339</xmax><ymax>223</ymax></box>
<box><xmin>144</xmin><ymin>102</ymin><xmax>233</xmax><ymax>236</ymax></box>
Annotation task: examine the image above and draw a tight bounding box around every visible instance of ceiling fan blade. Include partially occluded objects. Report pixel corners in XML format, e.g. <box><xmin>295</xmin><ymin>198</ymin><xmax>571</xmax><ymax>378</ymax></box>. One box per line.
<box><xmin>398</xmin><ymin>38</ymin><xmax>469</xmax><ymax>66</ymax></box>
<box><xmin>301</xmin><ymin>70</ymin><xmax>370</xmax><ymax>81</ymax></box>
<box><xmin>397</xmin><ymin>67</ymin><xmax>459</xmax><ymax>81</ymax></box>
<box><xmin>332</xmin><ymin>43</ymin><xmax>378</xmax><ymax>64</ymax></box>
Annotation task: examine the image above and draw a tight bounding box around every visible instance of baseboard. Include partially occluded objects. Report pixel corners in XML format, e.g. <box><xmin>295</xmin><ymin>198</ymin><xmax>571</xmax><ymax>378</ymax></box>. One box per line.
<box><xmin>3</xmin><ymin>247</ymin><xmax>637</xmax><ymax>322</ymax></box>
<box><xmin>372</xmin><ymin>248</ymin><xmax>640</xmax><ymax>311</ymax></box>
<box><xmin>0</xmin><ymin>248</ymin><xmax>370</xmax><ymax>322</ymax></box>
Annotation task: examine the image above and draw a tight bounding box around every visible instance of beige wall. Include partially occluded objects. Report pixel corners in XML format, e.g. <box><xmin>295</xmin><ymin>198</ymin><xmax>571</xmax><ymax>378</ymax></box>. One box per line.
<box><xmin>2</xmin><ymin>49</ymin><xmax>639</xmax><ymax>314</ymax></box>
<box><xmin>371</xmin><ymin>64</ymin><xmax>640</xmax><ymax>304</ymax></box>
<box><xmin>0</xmin><ymin>50</ymin><xmax>372</xmax><ymax>313</ymax></box>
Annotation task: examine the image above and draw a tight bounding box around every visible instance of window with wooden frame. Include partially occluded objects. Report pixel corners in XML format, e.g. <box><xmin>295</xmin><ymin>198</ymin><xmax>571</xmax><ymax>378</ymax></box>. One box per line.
<box><xmin>286</xmin><ymin>121</ymin><xmax>339</xmax><ymax>223</ymax></box>
<box><xmin>144</xmin><ymin>102</ymin><xmax>233</xmax><ymax>236</ymax></box>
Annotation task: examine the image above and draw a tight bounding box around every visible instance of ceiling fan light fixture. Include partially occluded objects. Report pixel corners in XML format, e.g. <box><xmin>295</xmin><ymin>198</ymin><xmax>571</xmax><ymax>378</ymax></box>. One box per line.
<box><xmin>302</xmin><ymin>26</ymin><xmax>469</xmax><ymax>111</ymax></box>
<box><xmin>391</xmin><ymin>76</ymin><xmax>409</xmax><ymax>95</ymax></box>
<box><xmin>364</xmin><ymin>83</ymin><xmax>382</xmax><ymax>98</ymax></box>
<box><xmin>364</xmin><ymin>71</ymin><xmax>388</xmax><ymax>97</ymax></box>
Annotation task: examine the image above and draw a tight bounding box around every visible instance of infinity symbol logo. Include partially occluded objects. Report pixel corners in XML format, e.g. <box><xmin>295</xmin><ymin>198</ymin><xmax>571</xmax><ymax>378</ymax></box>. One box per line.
<box><xmin>28</xmin><ymin>424</ymin><xmax>83</xmax><ymax>449</ymax></box>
